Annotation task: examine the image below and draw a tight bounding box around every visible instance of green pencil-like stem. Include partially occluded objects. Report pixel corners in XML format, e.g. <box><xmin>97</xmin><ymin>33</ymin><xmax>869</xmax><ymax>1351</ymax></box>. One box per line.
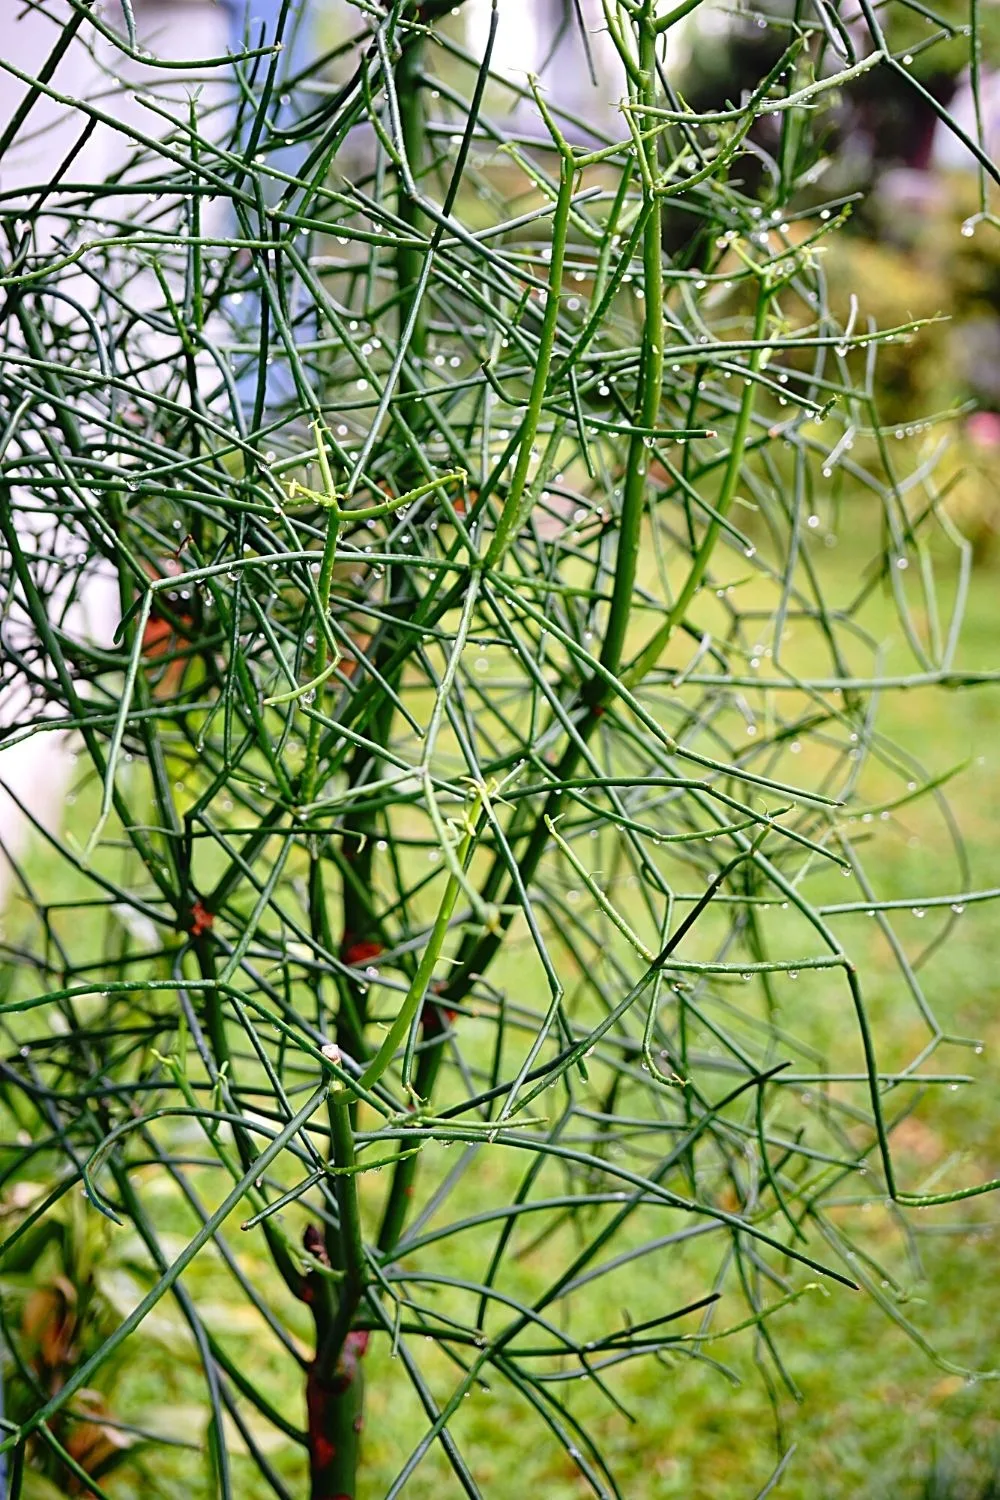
<box><xmin>396</xmin><ymin>25</ymin><xmax>429</xmax><ymax>373</ymax></box>
<box><xmin>376</xmin><ymin>1022</ymin><xmax>447</xmax><ymax>1257</ymax></box>
<box><xmin>308</xmin><ymin>1087</ymin><xmax>368</xmax><ymax>1500</ymax></box>
<box><xmin>360</xmin><ymin>799</ymin><xmax>481</xmax><ymax>1093</ymax></box>
<box><xmin>443</xmin><ymin>6</ymin><xmax>667</xmax><ymax>1000</ymax></box>
<box><xmin>326</xmin><ymin>1088</ymin><xmax>368</xmax><ymax>1347</ymax></box>
<box><xmin>598</xmin><ymin>13</ymin><xmax>665</xmax><ymax>678</ymax></box>
<box><xmin>624</xmin><ymin>280</ymin><xmax>770</xmax><ymax>687</ymax></box>
<box><xmin>301</xmin><ymin>471</ymin><xmax>342</xmax><ymax>803</ymax></box>
<box><xmin>485</xmin><ymin>148</ymin><xmax>575</xmax><ymax>568</ymax></box>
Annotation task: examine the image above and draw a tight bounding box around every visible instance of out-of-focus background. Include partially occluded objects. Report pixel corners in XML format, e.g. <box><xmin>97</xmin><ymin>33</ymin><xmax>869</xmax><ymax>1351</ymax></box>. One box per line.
<box><xmin>1</xmin><ymin>3</ymin><xmax>999</xmax><ymax>1496</ymax></box>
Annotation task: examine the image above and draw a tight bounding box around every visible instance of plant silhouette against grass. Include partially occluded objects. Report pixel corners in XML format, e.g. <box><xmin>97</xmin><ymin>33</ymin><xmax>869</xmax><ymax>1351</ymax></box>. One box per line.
<box><xmin>2</xmin><ymin>2</ymin><xmax>1000</xmax><ymax>1497</ymax></box>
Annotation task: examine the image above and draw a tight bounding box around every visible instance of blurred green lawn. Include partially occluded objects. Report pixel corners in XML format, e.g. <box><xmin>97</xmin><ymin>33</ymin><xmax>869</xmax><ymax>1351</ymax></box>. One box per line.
<box><xmin>6</xmin><ymin>520</ymin><xmax>1000</xmax><ymax>1500</ymax></box>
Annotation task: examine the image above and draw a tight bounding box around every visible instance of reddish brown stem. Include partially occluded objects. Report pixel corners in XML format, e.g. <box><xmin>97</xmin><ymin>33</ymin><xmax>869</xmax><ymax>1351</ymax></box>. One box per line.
<box><xmin>306</xmin><ymin>1330</ymin><xmax>369</xmax><ymax>1500</ymax></box>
